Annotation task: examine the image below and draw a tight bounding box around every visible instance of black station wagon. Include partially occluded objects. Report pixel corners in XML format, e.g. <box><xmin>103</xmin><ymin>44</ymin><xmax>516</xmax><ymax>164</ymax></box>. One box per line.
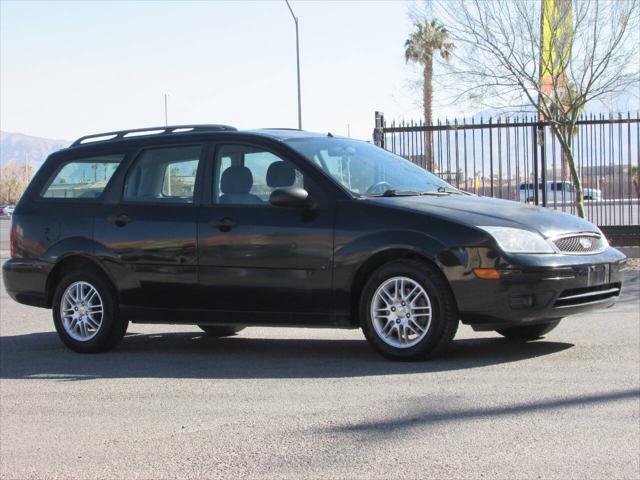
<box><xmin>2</xmin><ymin>125</ymin><xmax>627</xmax><ymax>360</ymax></box>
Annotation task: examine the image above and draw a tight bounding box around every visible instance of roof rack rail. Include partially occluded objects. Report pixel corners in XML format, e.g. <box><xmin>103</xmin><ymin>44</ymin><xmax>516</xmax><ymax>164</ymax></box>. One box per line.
<box><xmin>71</xmin><ymin>124</ymin><xmax>237</xmax><ymax>147</ymax></box>
<box><xmin>258</xmin><ymin>127</ymin><xmax>302</xmax><ymax>131</ymax></box>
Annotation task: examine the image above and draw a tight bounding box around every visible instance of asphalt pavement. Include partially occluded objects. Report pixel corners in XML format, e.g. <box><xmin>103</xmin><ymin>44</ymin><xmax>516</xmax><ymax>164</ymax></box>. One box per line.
<box><xmin>1</xmin><ymin>266</ymin><xmax>639</xmax><ymax>479</ymax></box>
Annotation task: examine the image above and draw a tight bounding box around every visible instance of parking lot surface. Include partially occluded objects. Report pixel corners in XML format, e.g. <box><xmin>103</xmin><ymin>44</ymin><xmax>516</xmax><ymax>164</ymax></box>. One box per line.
<box><xmin>1</xmin><ymin>269</ymin><xmax>639</xmax><ymax>479</ymax></box>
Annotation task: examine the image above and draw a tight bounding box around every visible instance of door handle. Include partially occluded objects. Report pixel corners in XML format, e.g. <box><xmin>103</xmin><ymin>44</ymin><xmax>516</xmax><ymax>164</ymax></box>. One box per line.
<box><xmin>209</xmin><ymin>217</ymin><xmax>237</xmax><ymax>232</ymax></box>
<box><xmin>107</xmin><ymin>213</ymin><xmax>132</xmax><ymax>227</ymax></box>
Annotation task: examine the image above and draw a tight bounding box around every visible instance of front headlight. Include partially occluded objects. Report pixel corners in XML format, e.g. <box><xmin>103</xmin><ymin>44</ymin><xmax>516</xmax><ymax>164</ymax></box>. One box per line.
<box><xmin>596</xmin><ymin>227</ymin><xmax>610</xmax><ymax>248</ymax></box>
<box><xmin>478</xmin><ymin>226</ymin><xmax>555</xmax><ymax>254</ymax></box>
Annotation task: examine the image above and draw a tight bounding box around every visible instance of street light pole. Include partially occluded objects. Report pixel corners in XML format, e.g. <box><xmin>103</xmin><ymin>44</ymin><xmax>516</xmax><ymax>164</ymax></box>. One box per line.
<box><xmin>285</xmin><ymin>0</ymin><xmax>302</xmax><ymax>130</ymax></box>
<box><xmin>164</xmin><ymin>93</ymin><xmax>168</xmax><ymax>126</ymax></box>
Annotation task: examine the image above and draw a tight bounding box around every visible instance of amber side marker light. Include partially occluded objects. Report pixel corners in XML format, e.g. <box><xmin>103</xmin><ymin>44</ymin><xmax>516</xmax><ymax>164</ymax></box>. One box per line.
<box><xmin>473</xmin><ymin>268</ymin><xmax>501</xmax><ymax>280</ymax></box>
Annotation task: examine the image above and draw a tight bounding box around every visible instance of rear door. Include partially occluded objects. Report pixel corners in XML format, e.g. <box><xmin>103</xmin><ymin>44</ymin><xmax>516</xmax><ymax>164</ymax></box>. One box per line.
<box><xmin>94</xmin><ymin>143</ymin><xmax>205</xmax><ymax>310</ymax></box>
<box><xmin>196</xmin><ymin>141</ymin><xmax>335</xmax><ymax>323</ymax></box>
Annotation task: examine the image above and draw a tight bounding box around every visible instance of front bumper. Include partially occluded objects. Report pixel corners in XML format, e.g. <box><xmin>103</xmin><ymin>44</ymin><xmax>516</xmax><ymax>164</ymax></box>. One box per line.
<box><xmin>444</xmin><ymin>246</ymin><xmax>628</xmax><ymax>330</ymax></box>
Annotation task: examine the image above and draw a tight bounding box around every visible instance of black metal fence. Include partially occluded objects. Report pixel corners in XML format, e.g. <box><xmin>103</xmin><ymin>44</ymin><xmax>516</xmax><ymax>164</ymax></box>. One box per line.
<box><xmin>373</xmin><ymin>112</ymin><xmax>639</xmax><ymax>239</ymax></box>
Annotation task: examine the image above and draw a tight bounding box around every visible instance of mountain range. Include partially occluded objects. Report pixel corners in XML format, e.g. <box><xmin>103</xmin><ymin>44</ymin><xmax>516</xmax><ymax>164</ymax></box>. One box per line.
<box><xmin>0</xmin><ymin>131</ymin><xmax>70</xmax><ymax>168</ymax></box>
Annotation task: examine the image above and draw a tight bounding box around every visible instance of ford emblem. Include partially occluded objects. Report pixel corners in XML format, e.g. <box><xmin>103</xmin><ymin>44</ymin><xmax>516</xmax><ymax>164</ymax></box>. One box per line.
<box><xmin>579</xmin><ymin>237</ymin><xmax>592</xmax><ymax>249</ymax></box>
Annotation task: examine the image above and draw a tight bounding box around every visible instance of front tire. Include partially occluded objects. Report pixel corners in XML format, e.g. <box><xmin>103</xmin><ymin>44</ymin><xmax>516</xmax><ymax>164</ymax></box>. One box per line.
<box><xmin>360</xmin><ymin>259</ymin><xmax>458</xmax><ymax>361</ymax></box>
<box><xmin>52</xmin><ymin>270</ymin><xmax>127</xmax><ymax>353</ymax></box>
<box><xmin>496</xmin><ymin>319</ymin><xmax>561</xmax><ymax>340</ymax></box>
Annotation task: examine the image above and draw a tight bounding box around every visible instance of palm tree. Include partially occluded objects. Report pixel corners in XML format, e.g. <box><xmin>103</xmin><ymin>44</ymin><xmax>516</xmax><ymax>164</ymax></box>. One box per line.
<box><xmin>405</xmin><ymin>20</ymin><xmax>454</xmax><ymax>172</ymax></box>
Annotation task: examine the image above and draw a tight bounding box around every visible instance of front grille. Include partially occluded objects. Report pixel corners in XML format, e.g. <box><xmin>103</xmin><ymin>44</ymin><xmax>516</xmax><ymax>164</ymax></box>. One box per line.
<box><xmin>553</xmin><ymin>234</ymin><xmax>606</xmax><ymax>254</ymax></box>
<box><xmin>553</xmin><ymin>282</ymin><xmax>621</xmax><ymax>308</ymax></box>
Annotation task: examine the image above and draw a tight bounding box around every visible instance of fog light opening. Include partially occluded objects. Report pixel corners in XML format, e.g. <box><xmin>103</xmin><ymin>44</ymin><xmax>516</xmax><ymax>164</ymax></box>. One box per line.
<box><xmin>510</xmin><ymin>294</ymin><xmax>534</xmax><ymax>309</ymax></box>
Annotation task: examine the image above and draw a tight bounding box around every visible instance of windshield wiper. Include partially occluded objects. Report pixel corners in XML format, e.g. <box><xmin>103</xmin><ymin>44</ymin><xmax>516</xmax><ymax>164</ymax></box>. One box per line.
<box><xmin>384</xmin><ymin>189</ymin><xmax>434</xmax><ymax>197</ymax></box>
<box><xmin>436</xmin><ymin>186</ymin><xmax>462</xmax><ymax>194</ymax></box>
<box><xmin>365</xmin><ymin>188</ymin><xmax>461</xmax><ymax>197</ymax></box>
<box><xmin>364</xmin><ymin>189</ymin><xmax>422</xmax><ymax>197</ymax></box>
<box><xmin>418</xmin><ymin>191</ymin><xmax>449</xmax><ymax>196</ymax></box>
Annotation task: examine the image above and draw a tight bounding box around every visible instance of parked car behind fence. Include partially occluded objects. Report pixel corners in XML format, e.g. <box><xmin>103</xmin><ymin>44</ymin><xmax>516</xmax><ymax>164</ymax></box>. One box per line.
<box><xmin>519</xmin><ymin>181</ymin><xmax>602</xmax><ymax>203</ymax></box>
<box><xmin>0</xmin><ymin>205</ymin><xmax>15</xmax><ymax>217</ymax></box>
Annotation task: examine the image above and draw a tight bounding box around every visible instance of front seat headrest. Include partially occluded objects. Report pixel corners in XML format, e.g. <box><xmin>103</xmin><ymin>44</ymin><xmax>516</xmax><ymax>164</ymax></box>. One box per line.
<box><xmin>221</xmin><ymin>166</ymin><xmax>253</xmax><ymax>194</ymax></box>
<box><xmin>266</xmin><ymin>161</ymin><xmax>296</xmax><ymax>188</ymax></box>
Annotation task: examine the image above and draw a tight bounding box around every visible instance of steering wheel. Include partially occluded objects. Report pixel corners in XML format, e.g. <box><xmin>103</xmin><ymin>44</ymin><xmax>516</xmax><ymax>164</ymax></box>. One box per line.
<box><xmin>365</xmin><ymin>181</ymin><xmax>392</xmax><ymax>195</ymax></box>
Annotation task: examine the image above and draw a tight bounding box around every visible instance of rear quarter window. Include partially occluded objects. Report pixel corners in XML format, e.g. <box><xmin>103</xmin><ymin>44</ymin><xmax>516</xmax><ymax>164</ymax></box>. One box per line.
<box><xmin>123</xmin><ymin>145</ymin><xmax>202</xmax><ymax>203</ymax></box>
<box><xmin>41</xmin><ymin>154</ymin><xmax>124</xmax><ymax>199</ymax></box>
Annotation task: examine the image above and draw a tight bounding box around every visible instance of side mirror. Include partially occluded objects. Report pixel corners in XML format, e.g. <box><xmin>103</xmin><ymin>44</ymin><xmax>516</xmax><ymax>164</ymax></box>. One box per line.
<box><xmin>269</xmin><ymin>187</ymin><xmax>313</xmax><ymax>208</ymax></box>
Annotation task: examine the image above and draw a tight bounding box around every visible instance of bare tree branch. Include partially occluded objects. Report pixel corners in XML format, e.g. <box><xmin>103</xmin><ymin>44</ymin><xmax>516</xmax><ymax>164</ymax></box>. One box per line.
<box><xmin>415</xmin><ymin>0</ymin><xmax>639</xmax><ymax>216</ymax></box>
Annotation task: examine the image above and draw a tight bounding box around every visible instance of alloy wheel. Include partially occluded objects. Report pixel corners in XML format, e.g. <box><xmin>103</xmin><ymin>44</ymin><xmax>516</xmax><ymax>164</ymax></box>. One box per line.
<box><xmin>370</xmin><ymin>276</ymin><xmax>433</xmax><ymax>349</ymax></box>
<box><xmin>60</xmin><ymin>281</ymin><xmax>104</xmax><ymax>342</ymax></box>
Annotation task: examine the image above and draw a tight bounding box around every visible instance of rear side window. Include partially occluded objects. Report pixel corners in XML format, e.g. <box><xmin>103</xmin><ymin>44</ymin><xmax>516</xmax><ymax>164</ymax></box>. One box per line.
<box><xmin>123</xmin><ymin>145</ymin><xmax>202</xmax><ymax>203</ymax></box>
<box><xmin>42</xmin><ymin>154</ymin><xmax>124</xmax><ymax>199</ymax></box>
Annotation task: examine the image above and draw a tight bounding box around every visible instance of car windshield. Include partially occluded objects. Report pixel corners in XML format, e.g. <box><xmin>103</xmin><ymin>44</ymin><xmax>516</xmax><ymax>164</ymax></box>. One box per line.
<box><xmin>285</xmin><ymin>137</ymin><xmax>459</xmax><ymax>196</ymax></box>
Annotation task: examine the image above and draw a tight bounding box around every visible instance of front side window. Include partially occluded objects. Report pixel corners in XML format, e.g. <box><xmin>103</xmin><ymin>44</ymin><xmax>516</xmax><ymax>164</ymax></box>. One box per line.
<box><xmin>123</xmin><ymin>145</ymin><xmax>201</xmax><ymax>203</ymax></box>
<box><xmin>214</xmin><ymin>145</ymin><xmax>304</xmax><ymax>205</ymax></box>
<box><xmin>285</xmin><ymin>138</ymin><xmax>457</xmax><ymax>196</ymax></box>
<box><xmin>42</xmin><ymin>154</ymin><xmax>123</xmax><ymax>199</ymax></box>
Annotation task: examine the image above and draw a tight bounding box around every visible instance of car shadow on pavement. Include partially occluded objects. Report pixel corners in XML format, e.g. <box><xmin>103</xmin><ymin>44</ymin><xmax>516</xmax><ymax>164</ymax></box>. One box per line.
<box><xmin>617</xmin><ymin>270</ymin><xmax>639</xmax><ymax>307</ymax></box>
<box><xmin>0</xmin><ymin>331</ymin><xmax>573</xmax><ymax>381</ymax></box>
<box><xmin>322</xmin><ymin>388</ymin><xmax>640</xmax><ymax>437</ymax></box>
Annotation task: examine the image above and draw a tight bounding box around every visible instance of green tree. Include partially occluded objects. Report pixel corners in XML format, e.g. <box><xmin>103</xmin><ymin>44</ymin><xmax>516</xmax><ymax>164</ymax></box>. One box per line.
<box><xmin>404</xmin><ymin>19</ymin><xmax>454</xmax><ymax>172</ymax></box>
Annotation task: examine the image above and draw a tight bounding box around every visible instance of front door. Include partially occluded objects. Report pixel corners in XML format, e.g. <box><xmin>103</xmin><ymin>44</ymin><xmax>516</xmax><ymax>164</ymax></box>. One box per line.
<box><xmin>94</xmin><ymin>143</ymin><xmax>204</xmax><ymax>310</ymax></box>
<box><xmin>197</xmin><ymin>143</ymin><xmax>334</xmax><ymax>323</ymax></box>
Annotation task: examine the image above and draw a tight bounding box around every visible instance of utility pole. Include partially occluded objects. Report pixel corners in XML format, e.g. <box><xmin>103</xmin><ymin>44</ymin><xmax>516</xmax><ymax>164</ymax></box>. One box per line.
<box><xmin>347</xmin><ymin>124</ymin><xmax>351</xmax><ymax>137</ymax></box>
<box><xmin>285</xmin><ymin>0</ymin><xmax>302</xmax><ymax>130</ymax></box>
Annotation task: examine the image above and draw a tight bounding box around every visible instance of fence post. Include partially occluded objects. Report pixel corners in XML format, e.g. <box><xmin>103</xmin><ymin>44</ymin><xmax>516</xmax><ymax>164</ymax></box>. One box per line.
<box><xmin>373</xmin><ymin>111</ymin><xmax>385</xmax><ymax>148</ymax></box>
<box><xmin>533</xmin><ymin>123</ymin><xmax>539</xmax><ymax>205</ymax></box>
<box><xmin>539</xmin><ymin>122</ymin><xmax>547</xmax><ymax>207</ymax></box>
<box><xmin>489</xmin><ymin>118</ymin><xmax>494</xmax><ymax>197</ymax></box>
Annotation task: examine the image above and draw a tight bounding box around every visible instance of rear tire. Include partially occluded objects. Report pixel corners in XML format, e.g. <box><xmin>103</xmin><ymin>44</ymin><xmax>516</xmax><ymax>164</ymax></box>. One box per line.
<box><xmin>52</xmin><ymin>269</ymin><xmax>128</xmax><ymax>353</ymax></box>
<box><xmin>360</xmin><ymin>259</ymin><xmax>458</xmax><ymax>361</ymax></box>
<box><xmin>496</xmin><ymin>319</ymin><xmax>561</xmax><ymax>341</ymax></box>
<box><xmin>197</xmin><ymin>325</ymin><xmax>244</xmax><ymax>337</ymax></box>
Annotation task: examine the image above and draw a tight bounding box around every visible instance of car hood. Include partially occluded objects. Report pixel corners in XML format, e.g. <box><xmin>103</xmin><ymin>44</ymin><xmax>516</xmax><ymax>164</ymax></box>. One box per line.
<box><xmin>366</xmin><ymin>194</ymin><xmax>598</xmax><ymax>238</ymax></box>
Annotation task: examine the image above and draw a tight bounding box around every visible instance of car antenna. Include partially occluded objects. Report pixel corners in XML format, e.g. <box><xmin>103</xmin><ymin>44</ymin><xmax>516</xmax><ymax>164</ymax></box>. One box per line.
<box><xmin>327</xmin><ymin>132</ymin><xmax>334</xmax><ymax>137</ymax></box>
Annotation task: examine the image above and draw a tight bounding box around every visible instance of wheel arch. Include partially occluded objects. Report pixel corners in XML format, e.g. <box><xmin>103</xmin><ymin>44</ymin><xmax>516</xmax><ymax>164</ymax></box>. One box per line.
<box><xmin>349</xmin><ymin>247</ymin><xmax>457</xmax><ymax>326</ymax></box>
<box><xmin>45</xmin><ymin>254</ymin><xmax>117</xmax><ymax>308</ymax></box>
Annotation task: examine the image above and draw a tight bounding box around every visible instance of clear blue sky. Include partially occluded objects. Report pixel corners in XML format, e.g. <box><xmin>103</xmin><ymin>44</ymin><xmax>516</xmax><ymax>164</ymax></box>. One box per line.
<box><xmin>1</xmin><ymin>0</ymin><xmax>439</xmax><ymax>142</ymax></box>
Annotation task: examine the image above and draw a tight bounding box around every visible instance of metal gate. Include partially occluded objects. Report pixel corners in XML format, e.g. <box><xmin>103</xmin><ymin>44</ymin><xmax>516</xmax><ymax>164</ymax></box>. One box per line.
<box><xmin>373</xmin><ymin>111</ymin><xmax>639</xmax><ymax>244</ymax></box>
